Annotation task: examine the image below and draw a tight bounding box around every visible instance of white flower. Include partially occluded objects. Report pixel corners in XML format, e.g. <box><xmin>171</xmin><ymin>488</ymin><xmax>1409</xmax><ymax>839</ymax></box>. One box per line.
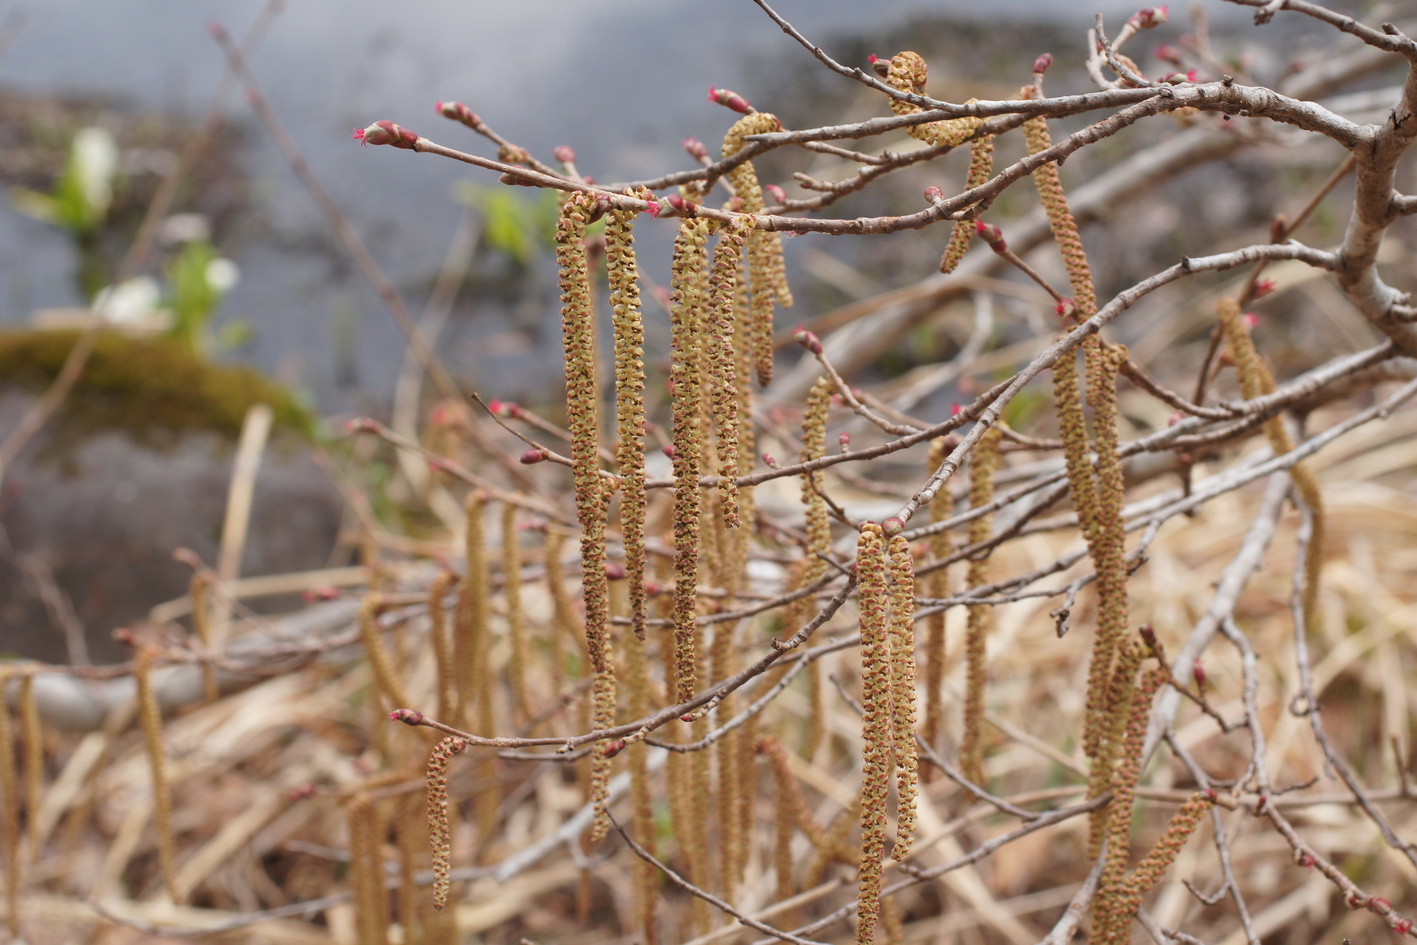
<box><xmin>93</xmin><ymin>277</ymin><xmax>161</xmax><ymax>324</ymax></box>
<box><xmin>205</xmin><ymin>257</ymin><xmax>240</xmax><ymax>294</ymax></box>
<box><xmin>72</xmin><ymin>127</ymin><xmax>118</xmax><ymax>217</ymax></box>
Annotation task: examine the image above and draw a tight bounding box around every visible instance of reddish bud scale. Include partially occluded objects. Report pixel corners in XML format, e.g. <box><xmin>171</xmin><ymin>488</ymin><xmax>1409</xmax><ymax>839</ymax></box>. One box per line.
<box><xmin>682</xmin><ymin>137</ymin><xmax>709</xmax><ymax>161</ymax></box>
<box><xmin>1054</xmin><ymin>298</ymin><xmax>1076</xmax><ymax>319</ymax></box>
<box><xmin>838</xmin><ymin>432</ymin><xmax>851</xmax><ymax>449</ymax></box>
<box><xmin>882</xmin><ymin>517</ymin><xmax>905</xmax><ymax>537</ymax></box>
<box><xmin>1193</xmin><ymin>658</ymin><xmax>1207</xmax><ymax>689</ymax></box>
<box><xmin>765</xmin><ymin>183</ymin><xmax>787</xmax><ymax>204</ymax></box>
<box><xmin>436</xmin><ymin>100</ymin><xmax>480</xmax><ymax>127</ymax></box>
<box><xmin>707</xmin><ymin>85</ymin><xmax>752</xmax><ymax>113</ymax></box>
<box><xmin>1253</xmin><ymin>278</ymin><xmax>1277</xmax><ymax>298</ymax></box>
<box><xmin>519</xmin><ymin>448</ymin><xmax>548</xmax><ymax>464</ymax></box>
<box><xmin>976</xmin><ymin>220</ymin><xmax>1007</xmax><ymax>253</ymax></box>
<box><xmin>665</xmin><ymin>193</ymin><xmax>698</xmax><ymax>216</ymax></box>
<box><xmin>353</xmin><ymin>120</ymin><xmax>419</xmax><ymax>150</ymax></box>
<box><xmin>553</xmin><ymin>145</ymin><xmax>576</xmax><ymax>164</ymax></box>
<box><xmin>1033</xmin><ymin>52</ymin><xmax>1053</xmax><ymax>74</ymax></box>
<box><xmin>923</xmin><ymin>185</ymin><xmax>944</xmax><ymax>202</ymax></box>
<box><xmin>605</xmin><ymin>563</ymin><xmax>626</xmax><ymax>580</ymax></box>
<box><xmin>762</xmin><ymin>453</ymin><xmax>779</xmax><ymax>468</ymax></box>
<box><xmin>389</xmin><ymin>708</ymin><xmax>425</xmax><ymax>725</ymax></box>
<box><xmin>792</xmin><ymin>325</ymin><xmax>823</xmax><ymax>354</ymax></box>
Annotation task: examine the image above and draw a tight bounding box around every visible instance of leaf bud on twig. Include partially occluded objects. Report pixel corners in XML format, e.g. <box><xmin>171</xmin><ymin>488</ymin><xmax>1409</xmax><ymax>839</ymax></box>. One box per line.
<box><xmin>1033</xmin><ymin>52</ymin><xmax>1053</xmax><ymax>74</ymax></box>
<box><xmin>708</xmin><ymin>85</ymin><xmax>753</xmax><ymax>113</ymax></box>
<box><xmin>352</xmin><ymin>120</ymin><xmax>419</xmax><ymax>149</ymax></box>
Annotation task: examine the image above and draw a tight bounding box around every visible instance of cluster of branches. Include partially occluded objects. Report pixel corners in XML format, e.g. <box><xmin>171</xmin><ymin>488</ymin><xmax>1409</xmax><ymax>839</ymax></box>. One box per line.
<box><xmin>4</xmin><ymin>1</ymin><xmax>1417</xmax><ymax>944</ymax></box>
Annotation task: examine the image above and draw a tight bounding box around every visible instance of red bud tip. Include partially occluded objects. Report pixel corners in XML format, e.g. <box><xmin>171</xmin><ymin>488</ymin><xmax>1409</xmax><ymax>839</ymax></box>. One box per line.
<box><xmin>923</xmin><ymin>185</ymin><xmax>944</xmax><ymax>202</ymax></box>
<box><xmin>1054</xmin><ymin>298</ymin><xmax>1076</xmax><ymax>318</ymax></box>
<box><xmin>1242</xmin><ymin>312</ymin><xmax>1259</xmax><ymax>329</ymax></box>
<box><xmin>792</xmin><ymin>325</ymin><xmax>823</xmax><ymax>354</ymax></box>
<box><xmin>1131</xmin><ymin>5</ymin><xmax>1169</xmax><ymax>28</ymax></box>
<box><xmin>602</xmin><ymin>739</ymin><xmax>627</xmax><ymax>758</ymax></box>
<box><xmin>553</xmin><ymin>145</ymin><xmax>576</xmax><ymax>164</ymax></box>
<box><xmin>662</xmin><ymin>444</ymin><xmax>676</xmax><ymax>459</ymax></box>
<box><xmin>682</xmin><ymin>137</ymin><xmax>709</xmax><ymax>161</ymax></box>
<box><xmin>950</xmin><ymin>403</ymin><xmax>962</xmax><ymax>416</ymax></box>
<box><xmin>869</xmin><ymin>55</ymin><xmax>891</xmax><ymax>78</ymax></box>
<box><xmin>765</xmin><ymin>183</ymin><xmax>787</xmax><ymax>204</ymax></box>
<box><xmin>762</xmin><ymin>452</ymin><xmax>779</xmax><ymax>468</ymax></box>
<box><xmin>1203</xmin><ymin>786</ymin><xmax>1217</xmax><ymax>801</ymax></box>
<box><xmin>666</xmin><ymin>193</ymin><xmax>697</xmax><ymax>216</ymax></box>
<box><xmin>1033</xmin><ymin>52</ymin><xmax>1053</xmax><ymax>74</ymax></box>
<box><xmin>868</xmin><ymin>54</ymin><xmax>879</xmax><ymax>63</ymax></box>
<box><xmin>882</xmin><ymin>517</ymin><xmax>905</xmax><ymax>537</ymax></box>
<box><xmin>354</xmin><ymin>120</ymin><xmax>419</xmax><ymax>150</ymax></box>
<box><xmin>605</xmin><ymin>563</ymin><xmax>626</xmax><ymax>580</ymax></box>
<box><xmin>1167</xmin><ymin>411</ymin><xmax>1185</xmax><ymax>427</ymax></box>
<box><xmin>838</xmin><ymin>432</ymin><xmax>851</xmax><ymax>449</ymax></box>
<box><xmin>707</xmin><ymin>85</ymin><xmax>752</xmax><ymax>113</ymax></box>
<box><xmin>1394</xmin><ymin>919</ymin><xmax>1414</xmax><ymax>936</ymax></box>
<box><xmin>207</xmin><ymin>21</ymin><xmax>228</xmax><ymax>40</ymax></box>
<box><xmin>1139</xmin><ymin>624</ymin><xmax>1157</xmax><ymax>646</ymax></box>
<box><xmin>1296</xmin><ymin>850</ymin><xmax>1316</xmax><ymax>869</ymax></box>
<box><xmin>975</xmin><ymin>220</ymin><xmax>1007</xmax><ymax>252</ymax></box>
<box><xmin>436</xmin><ymin>101</ymin><xmax>480</xmax><ymax>127</ymax></box>
<box><xmin>1252</xmin><ymin>278</ymin><xmax>1276</xmax><ymax>299</ymax></box>
<box><xmin>1193</xmin><ymin>658</ymin><xmax>1207</xmax><ymax>689</ymax></box>
<box><xmin>389</xmin><ymin>708</ymin><xmax>425</xmax><ymax>725</ymax></box>
<box><xmin>645</xmin><ymin>199</ymin><xmax>661</xmax><ymax>217</ymax></box>
<box><xmin>519</xmin><ymin>448</ymin><xmax>548</xmax><ymax>465</ymax></box>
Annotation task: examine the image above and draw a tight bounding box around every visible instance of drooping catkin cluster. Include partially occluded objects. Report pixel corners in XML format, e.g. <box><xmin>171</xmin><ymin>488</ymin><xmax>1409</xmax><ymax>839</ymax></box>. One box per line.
<box><xmin>940</xmin><ymin>133</ymin><xmax>995</xmax><ymax>274</ymax></box>
<box><xmin>722</xmin><ymin>112</ymin><xmax>792</xmax><ymax>388</ymax></box>
<box><xmin>455</xmin><ymin>490</ymin><xmax>492</xmax><ymax>733</ymax></box>
<box><xmin>882</xmin><ymin>52</ymin><xmax>984</xmax><ymax>149</ymax></box>
<box><xmin>960</xmin><ymin>426</ymin><xmax>1002</xmax><ymax>786</ymax></box>
<box><xmin>427</xmin><ymin>569</ymin><xmax>458</xmax><ymax>721</ymax></box>
<box><xmin>669</xmin><ymin>218</ymin><xmax>714</xmax><ymax>704</ymax></box>
<box><xmin>558</xmin><ymin>190</ymin><xmax>617</xmax><ymax>840</ymax></box>
<box><xmin>1217</xmin><ymin>298</ymin><xmax>1324</xmax><ymax>633</ymax></box>
<box><xmin>854</xmin><ymin>522</ymin><xmax>893</xmax><ymax>945</ymax></box>
<box><xmin>607</xmin><ymin>192</ymin><xmax>651</xmax><ymax>640</ymax></box>
<box><xmin>360</xmin><ymin>591</ymin><xmax>411</xmax><ymax>711</ymax></box>
<box><xmin>623</xmin><ymin>628</ymin><xmax>660</xmax><ymax>945</ymax></box>
<box><xmin>921</xmin><ymin>437</ymin><xmax>953</xmax><ymax>770</ymax></box>
<box><xmin>348</xmin><ymin>792</ymin><xmax>386</xmax><ymax>944</ymax></box>
<box><xmin>885</xmin><ymin>530</ymin><xmax>918</xmax><ymax>860</ymax></box>
<box><xmin>502</xmin><ymin>502</ymin><xmax>530</xmax><ymax>721</ymax></box>
<box><xmin>426</xmin><ymin>735</ymin><xmax>468</xmax><ymax>910</ymax></box>
<box><xmin>1022</xmin><ymin>89</ymin><xmax>1097</xmax><ymax>318</ymax></box>
<box><xmin>188</xmin><ymin>573</ymin><xmax>218</xmax><ymax>704</ymax></box>
<box><xmin>705</xmin><ymin>216</ymin><xmax>752</xmax><ymax>528</ymax></box>
<box><xmin>797</xmin><ymin>376</ymin><xmax>836</xmax><ymax>756</ymax></box>
<box><xmin>133</xmin><ymin>646</ymin><xmax>179</xmax><ymax>902</ymax></box>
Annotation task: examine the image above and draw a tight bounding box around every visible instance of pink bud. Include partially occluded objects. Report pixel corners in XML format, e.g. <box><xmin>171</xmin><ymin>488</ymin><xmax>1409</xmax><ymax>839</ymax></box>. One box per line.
<box><xmin>1154</xmin><ymin>43</ymin><xmax>1183</xmax><ymax>65</ymax></box>
<box><xmin>707</xmin><ymin>85</ymin><xmax>752</xmax><ymax>113</ymax></box>
<box><xmin>519</xmin><ymin>448</ymin><xmax>548</xmax><ymax>464</ymax></box>
<box><xmin>762</xmin><ymin>453</ymin><xmax>779</xmax><ymax>468</ymax></box>
<box><xmin>882</xmin><ymin>517</ymin><xmax>905</xmax><ymax>537</ymax></box>
<box><xmin>765</xmin><ymin>183</ymin><xmax>787</xmax><ymax>204</ymax></box>
<box><xmin>1131</xmin><ymin>5</ymin><xmax>1169</xmax><ymax>29</ymax></box>
<box><xmin>1203</xmin><ymin>786</ymin><xmax>1217</xmax><ymax>801</ymax></box>
<box><xmin>644</xmin><ymin>199</ymin><xmax>661</xmax><ymax>217</ymax></box>
<box><xmin>838</xmin><ymin>432</ymin><xmax>851</xmax><ymax>450</ymax></box>
<box><xmin>1252</xmin><ymin>278</ymin><xmax>1276</xmax><ymax>299</ymax></box>
<box><xmin>950</xmin><ymin>403</ymin><xmax>962</xmax><ymax>416</ymax></box>
<box><xmin>605</xmin><ymin>563</ymin><xmax>626</xmax><ymax>580</ymax></box>
<box><xmin>436</xmin><ymin>101</ymin><xmax>480</xmax><ymax>127</ymax></box>
<box><xmin>1033</xmin><ymin>53</ymin><xmax>1053</xmax><ymax>74</ymax></box>
<box><xmin>666</xmin><ymin>193</ymin><xmax>698</xmax><ymax>216</ymax></box>
<box><xmin>792</xmin><ymin>325</ymin><xmax>823</xmax><ymax>354</ymax></box>
<box><xmin>975</xmin><ymin>220</ymin><xmax>1006</xmax><ymax>253</ymax></box>
<box><xmin>923</xmin><ymin>185</ymin><xmax>944</xmax><ymax>202</ymax></box>
<box><xmin>1167</xmin><ymin>411</ymin><xmax>1184</xmax><ymax>426</ymax></box>
<box><xmin>1243</xmin><ymin>312</ymin><xmax>1259</xmax><ymax>329</ymax></box>
<box><xmin>353</xmin><ymin>120</ymin><xmax>419</xmax><ymax>150</ymax></box>
<box><xmin>389</xmin><ymin>708</ymin><xmax>425</xmax><ymax>725</ymax></box>
<box><xmin>553</xmin><ymin>145</ymin><xmax>576</xmax><ymax>164</ymax></box>
<box><xmin>1054</xmin><ymin>298</ymin><xmax>1076</xmax><ymax>319</ymax></box>
<box><xmin>868</xmin><ymin>55</ymin><xmax>891</xmax><ymax>79</ymax></box>
<box><xmin>1368</xmin><ymin>897</ymin><xmax>1393</xmax><ymax>916</ymax></box>
<box><xmin>113</xmin><ymin>627</ymin><xmax>135</xmax><ymax>647</ymax></box>
<box><xmin>682</xmin><ymin>137</ymin><xmax>709</xmax><ymax>161</ymax></box>
<box><xmin>1193</xmin><ymin>658</ymin><xmax>1207</xmax><ymax>691</ymax></box>
<box><xmin>662</xmin><ymin>444</ymin><xmax>676</xmax><ymax>460</ymax></box>
<box><xmin>602</xmin><ymin>739</ymin><xmax>626</xmax><ymax>758</ymax></box>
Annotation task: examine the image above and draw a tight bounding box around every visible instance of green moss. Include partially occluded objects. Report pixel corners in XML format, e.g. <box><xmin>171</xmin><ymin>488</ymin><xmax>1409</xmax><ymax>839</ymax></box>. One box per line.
<box><xmin>0</xmin><ymin>329</ymin><xmax>314</xmax><ymax>448</ymax></box>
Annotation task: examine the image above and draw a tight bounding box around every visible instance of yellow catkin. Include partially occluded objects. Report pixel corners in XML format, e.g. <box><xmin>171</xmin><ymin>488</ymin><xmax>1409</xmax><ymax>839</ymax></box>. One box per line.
<box><xmin>348</xmin><ymin>792</ymin><xmax>387</xmax><ymax>944</ymax></box>
<box><xmin>1218</xmin><ymin>298</ymin><xmax>1324</xmax><ymax>634</ymax></box>
<box><xmin>1093</xmin><ymin>643</ymin><xmax>1146</xmax><ymax>924</ymax></box>
<box><xmin>133</xmin><ymin>647</ymin><xmax>179</xmax><ymax>902</ymax></box>
<box><xmin>625</xmin><ymin>631</ymin><xmax>660</xmax><ymax>945</ymax></box>
<box><xmin>886</xmin><ymin>533</ymin><xmax>919</xmax><ymax>860</ymax></box>
<box><xmin>855</xmin><ymin>523</ymin><xmax>893</xmax><ymax>945</ymax></box>
<box><xmin>667</xmin><ymin>728</ymin><xmax>711</xmax><ymax>936</ymax></box>
<box><xmin>426</xmin><ymin>736</ymin><xmax>468</xmax><ymax>910</ymax></box>
<box><xmin>188</xmin><ymin>573</ymin><xmax>218</xmax><ymax>704</ymax></box>
<box><xmin>18</xmin><ymin>675</ymin><xmax>41</xmax><ymax>864</ymax></box>
<box><xmin>712</xmin><ymin>625</ymin><xmax>743</xmax><ymax>896</ymax></box>
<box><xmin>921</xmin><ymin>437</ymin><xmax>954</xmax><ymax>775</ymax></box>
<box><xmin>959</xmin><ymin>428</ymin><xmax>1002</xmax><ymax>786</ymax></box>
<box><xmin>395</xmin><ymin>793</ymin><xmax>421</xmax><ymax>942</ymax></box>
<box><xmin>359</xmin><ymin>592</ymin><xmax>411</xmax><ymax>711</ymax></box>
<box><xmin>544</xmin><ymin>529</ymin><xmax>579</xmax><ymax>690</ymax></box>
<box><xmin>940</xmin><ymin>134</ymin><xmax>995</xmax><ymax>273</ymax></box>
<box><xmin>607</xmin><ymin>193</ymin><xmax>651</xmax><ymax>640</ymax></box>
<box><xmin>795</xmin><ymin>376</ymin><xmax>836</xmax><ymax>758</ymax></box>
<box><xmin>454</xmin><ymin>490</ymin><xmax>492</xmax><ymax>732</ymax></box>
<box><xmin>706</xmin><ymin>218</ymin><xmax>752</xmax><ymax>528</ymax></box>
<box><xmin>427</xmin><ymin>569</ymin><xmax>458</xmax><ymax>723</ymax></box>
<box><xmin>723</xmin><ymin>113</ymin><xmax>792</xmax><ymax>387</ymax></box>
<box><xmin>0</xmin><ymin>671</ymin><xmax>17</xmax><ymax>935</ymax></box>
<box><xmin>883</xmin><ymin>52</ymin><xmax>983</xmax><ymax>148</ymax></box>
<box><xmin>502</xmin><ymin>503</ymin><xmax>531</xmax><ymax>723</ymax></box>
<box><xmin>1022</xmin><ymin>91</ymin><xmax>1097</xmax><ymax>318</ymax></box>
<box><xmin>559</xmin><ymin>191</ymin><xmax>617</xmax><ymax>842</ymax></box>
<box><xmin>669</xmin><ymin>218</ymin><xmax>713</xmax><ymax>704</ymax></box>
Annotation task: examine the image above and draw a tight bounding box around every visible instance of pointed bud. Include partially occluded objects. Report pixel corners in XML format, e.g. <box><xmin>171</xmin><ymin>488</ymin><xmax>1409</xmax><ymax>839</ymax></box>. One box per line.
<box><xmin>762</xmin><ymin>453</ymin><xmax>779</xmax><ymax>468</ymax></box>
<box><xmin>707</xmin><ymin>86</ymin><xmax>752</xmax><ymax>113</ymax></box>
<box><xmin>602</xmin><ymin>739</ymin><xmax>627</xmax><ymax>759</ymax></box>
<box><xmin>519</xmin><ymin>448</ymin><xmax>548</xmax><ymax>464</ymax></box>
<box><xmin>976</xmin><ymin>220</ymin><xmax>1007</xmax><ymax>253</ymax></box>
<box><xmin>765</xmin><ymin>183</ymin><xmax>787</xmax><ymax>204</ymax></box>
<box><xmin>389</xmin><ymin>708</ymin><xmax>425</xmax><ymax>725</ymax></box>
<box><xmin>353</xmin><ymin>120</ymin><xmax>419</xmax><ymax>150</ymax></box>
<box><xmin>1252</xmin><ymin>278</ymin><xmax>1276</xmax><ymax>299</ymax></box>
<box><xmin>1193</xmin><ymin>658</ymin><xmax>1207</xmax><ymax>692</ymax></box>
<box><xmin>792</xmin><ymin>325</ymin><xmax>823</xmax><ymax>354</ymax></box>
<box><xmin>868</xmin><ymin>54</ymin><xmax>891</xmax><ymax>79</ymax></box>
<box><xmin>1033</xmin><ymin>53</ymin><xmax>1053</xmax><ymax>74</ymax></box>
<box><xmin>1130</xmin><ymin>6</ymin><xmax>1169</xmax><ymax>29</ymax></box>
<box><xmin>665</xmin><ymin>193</ymin><xmax>698</xmax><ymax>216</ymax></box>
<box><xmin>436</xmin><ymin>101</ymin><xmax>480</xmax><ymax>127</ymax></box>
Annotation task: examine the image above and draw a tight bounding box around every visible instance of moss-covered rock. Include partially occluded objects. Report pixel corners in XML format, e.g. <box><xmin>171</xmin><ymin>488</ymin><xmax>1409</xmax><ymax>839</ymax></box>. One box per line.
<box><xmin>0</xmin><ymin>329</ymin><xmax>314</xmax><ymax>449</ymax></box>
